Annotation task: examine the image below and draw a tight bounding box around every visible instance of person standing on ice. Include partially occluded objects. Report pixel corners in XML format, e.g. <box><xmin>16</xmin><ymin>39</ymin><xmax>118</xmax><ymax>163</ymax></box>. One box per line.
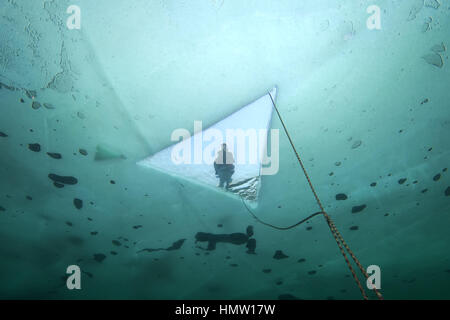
<box><xmin>214</xmin><ymin>143</ymin><xmax>235</xmax><ymax>189</ymax></box>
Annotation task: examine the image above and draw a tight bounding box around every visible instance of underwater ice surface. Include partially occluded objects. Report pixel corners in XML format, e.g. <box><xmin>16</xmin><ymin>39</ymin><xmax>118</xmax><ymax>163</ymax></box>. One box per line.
<box><xmin>0</xmin><ymin>0</ymin><xmax>449</xmax><ymax>299</ymax></box>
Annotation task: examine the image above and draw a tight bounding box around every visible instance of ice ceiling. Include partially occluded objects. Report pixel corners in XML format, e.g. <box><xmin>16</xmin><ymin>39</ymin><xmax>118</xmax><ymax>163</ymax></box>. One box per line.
<box><xmin>0</xmin><ymin>0</ymin><xmax>449</xmax><ymax>299</ymax></box>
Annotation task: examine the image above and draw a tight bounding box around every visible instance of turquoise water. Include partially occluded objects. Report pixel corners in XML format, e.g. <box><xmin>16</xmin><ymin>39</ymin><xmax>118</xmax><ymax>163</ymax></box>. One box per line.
<box><xmin>0</xmin><ymin>0</ymin><xmax>449</xmax><ymax>299</ymax></box>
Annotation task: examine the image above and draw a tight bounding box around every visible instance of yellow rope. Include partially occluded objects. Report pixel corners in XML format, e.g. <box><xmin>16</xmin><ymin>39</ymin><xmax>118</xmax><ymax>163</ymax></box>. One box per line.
<box><xmin>258</xmin><ymin>91</ymin><xmax>384</xmax><ymax>300</ymax></box>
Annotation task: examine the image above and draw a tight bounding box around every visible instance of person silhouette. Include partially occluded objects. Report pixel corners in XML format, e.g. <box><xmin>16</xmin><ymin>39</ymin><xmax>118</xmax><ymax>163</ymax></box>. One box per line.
<box><xmin>213</xmin><ymin>143</ymin><xmax>235</xmax><ymax>189</ymax></box>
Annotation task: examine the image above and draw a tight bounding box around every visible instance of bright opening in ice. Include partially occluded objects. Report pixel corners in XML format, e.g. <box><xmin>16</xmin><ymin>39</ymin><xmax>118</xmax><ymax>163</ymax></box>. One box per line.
<box><xmin>137</xmin><ymin>88</ymin><xmax>277</xmax><ymax>203</ymax></box>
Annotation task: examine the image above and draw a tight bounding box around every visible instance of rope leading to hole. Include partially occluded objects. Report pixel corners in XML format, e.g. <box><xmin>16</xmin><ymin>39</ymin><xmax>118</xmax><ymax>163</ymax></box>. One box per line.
<box><xmin>241</xmin><ymin>91</ymin><xmax>383</xmax><ymax>300</ymax></box>
<box><xmin>241</xmin><ymin>197</ymin><xmax>324</xmax><ymax>230</ymax></box>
